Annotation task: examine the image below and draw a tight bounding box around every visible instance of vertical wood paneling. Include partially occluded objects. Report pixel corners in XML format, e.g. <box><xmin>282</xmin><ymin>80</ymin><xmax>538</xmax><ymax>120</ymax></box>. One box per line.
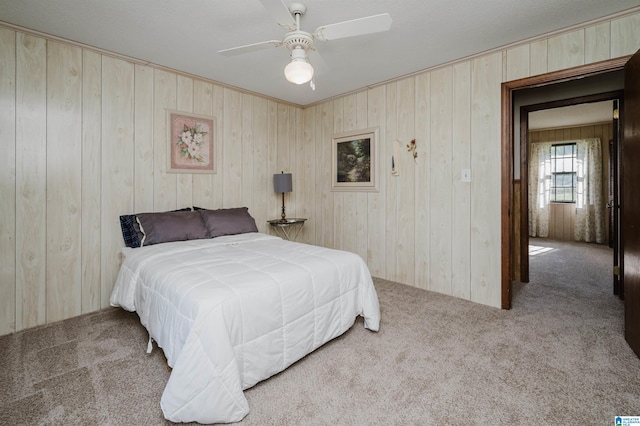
<box><xmin>384</xmin><ymin>82</ymin><xmax>398</xmax><ymax>281</ymax></box>
<box><xmin>311</xmin><ymin>105</ymin><xmax>320</xmax><ymax>242</ymax></box>
<box><xmin>340</xmin><ymin>94</ymin><xmax>359</xmax><ymax>255</ymax></box>
<box><xmin>611</xmin><ymin>13</ymin><xmax>640</xmax><ymax>57</ymax></box>
<box><xmin>277</xmin><ymin>104</ymin><xmax>291</xmax><ymax>179</ymax></box>
<box><xmin>15</xmin><ymin>33</ymin><xmax>47</xmax><ymax>330</ymax></box>
<box><xmin>267</xmin><ymin>100</ymin><xmax>279</xmax><ymax>230</ymax></box>
<box><xmin>547</xmin><ymin>29</ymin><xmax>585</xmax><ymax>72</ymax></box>
<box><xmin>192</xmin><ymin>79</ymin><xmax>215</xmax><ymax>209</ymax></box>
<box><xmin>46</xmin><ymin>41</ymin><xmax>82</xmax><ymax>322</ymax></box>
<box><xmin>506</xmin><ymin>44</ymin><xmax>530</xmax><ymax>81</ymax></box>
<box><xmin>153</xmin><ymin>69</ymin><xmax>177</xmax><ymax>211</ymax></box>
<box><xmin>549</xmin><ymin>203</ymin><xmax>576</xmax><ymax>241</ymax></box>
<box><xmin>580</xmin><ymin>126</ymin><xmax>595</xmax><ymax>139</ymax></box>
<box><xmin>565</xmin><ymin>204</ymin><xmax>574</xmax><ymax>240</ymax></box>
<box><xmin>356</xmin><ymin>91</ymin><xmax>368</xmax><ymax>129</ymax></box>
<box><xmin>585</xmin><ymin>22</ymin><xmax>611</xmax><ymax>63</ymax></box>
<box><xmin>414</xmin><ymin>73</ymin><xmax>429</xmax><ymax>290</ymax></box>
<box><xmin>530</xmin><ymin>39</ymin><xmax>548</xmax><ymax>76</ymax></box>
<box><xmin>81</xmin><ymin>50</ymin><xmax>101</xmax><ymax>313</ymax></box>
<box><xmin>367</xmin><ymin>86</ymin><xmax>386</xmax><ymax>277</ymax></box>
<box><xmin>318</xmin><ymin>102</ymin><xmax>334</xmax><ymax>248</ymax></box>
<box><xmin>101</xmin><ymin>56</ymin><xmax>134</xmax><ymax>308</ymax></box>
<box><xmin>210</xmin><ymin>84</ymin><xmax>225</xmax><ymax>209</ymax></box>
<box><xmin>344</xmin><ymin>94</ymin><xmax>361</xmax><ymax>257</ymax></box>
<box><xmin>396</xmin><ymin>77</ymin><xmax>415</xmax><ymax>284</ymax></box>
<box><xmin>241</xmin><ymin>93</ymin><xmax>254</xmax><ymax>213</ymax></box>
<box><xmin>252</xmin><ymin>96</ymin><xmax>269</xmax><ymax>233</ymax></box>
<box><xmin>176</xmin><ymin>75</ymin><xmax>194</xmax><ymax>209</ymax></box>
<box><xmin>355</xmin><ymin>91</ymin><xmax>368</xmax><ymax>262</ymax></box>
<box><xmin>278</xmin><ymin>104</ymin><xmax>301</xmax><ymax>217</ymax></box>
<box><xmin>452</xmin><ymin>62</ymin><xmax>472</xmax><ymax>299</ymax></box>
<box><xmin>0</xmin><ymin>27</ymin><xmax>16</xmax><ymax>334</ymax></box>
<box><xmin>332</xmin><ymin>98</ymin><xmax>345</xmax><ymax>250</ymax></box>
<box><xmin>133</xmin><ymin>64</ymin><xmax>154</xmax><ymax>212</ymax></box>
<box><xmin>223</xmin><ymin>89</ymin><xmax>243</xmax><ymax>207</ymax></box>
<box><xmin>429</xmin><ymin>67</ymin><xmax>453</xmax><ymax>294</ymax></box>
<box><xmin>470</xmin><ymin>52</ymin><xmax>502</xmax><ymax>307</ymax></box>
<box><xmin>291</xmin><ymin>106</ymin><xmax>304</xmax><ymax>234</ymax></box>
<box><xmin>299</xmin><ymin>106</ymin><xmax>316</xmax><ymax>243</ymax></box>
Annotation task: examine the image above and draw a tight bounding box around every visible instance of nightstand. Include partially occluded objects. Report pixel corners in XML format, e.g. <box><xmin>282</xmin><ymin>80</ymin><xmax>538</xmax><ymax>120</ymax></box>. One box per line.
<box><xmin>267</xmin><ymin>218</ymin><xmax>307</xmax><ymax>241</ymax></box>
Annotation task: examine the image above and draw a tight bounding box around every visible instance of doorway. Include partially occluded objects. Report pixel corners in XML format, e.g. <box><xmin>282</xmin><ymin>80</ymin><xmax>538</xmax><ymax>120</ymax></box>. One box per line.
<box><xmin>500</xmin><ymin>56</ymin><xmax>630</xmax><ymax>309</ymax></box>
<box><xmin>524</xmin><ymin>100</ymin><xmax>618</xmax><ymax>297</ymax></box>
<box><xmin>519</xmin><ymin>94</ymin><xmax>622</xmax><ymax>286</ymax></box>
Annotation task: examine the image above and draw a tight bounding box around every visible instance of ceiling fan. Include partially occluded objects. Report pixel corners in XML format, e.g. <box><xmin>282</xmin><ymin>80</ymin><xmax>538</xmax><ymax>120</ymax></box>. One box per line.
<box><xmin>218</xmin><ymin>0</ymin><xmax>392</xmax><ymax>87</ymax></box>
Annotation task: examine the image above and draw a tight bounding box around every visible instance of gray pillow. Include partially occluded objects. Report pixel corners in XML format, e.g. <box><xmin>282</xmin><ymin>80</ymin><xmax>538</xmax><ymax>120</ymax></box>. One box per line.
<box><xmin>119</xmin><ymin>207</ymin><xmax>192</xmax><ymax>248</ymax></box>
<box><xmin>198</xmin><ymin>207</ymin><xmax>258</xmax><ymax>238</ymax></box>
<box><xmin>136</xmin><ymin>210</ymin><xmax>209</xmax><ymax>246</ymax></box>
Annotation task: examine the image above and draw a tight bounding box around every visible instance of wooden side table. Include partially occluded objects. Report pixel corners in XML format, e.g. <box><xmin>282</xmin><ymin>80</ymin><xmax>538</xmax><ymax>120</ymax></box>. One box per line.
<box><xmin>267</xmin><ymin>218</ymin><xmax>307</xmax><ymax>241</ymax></box>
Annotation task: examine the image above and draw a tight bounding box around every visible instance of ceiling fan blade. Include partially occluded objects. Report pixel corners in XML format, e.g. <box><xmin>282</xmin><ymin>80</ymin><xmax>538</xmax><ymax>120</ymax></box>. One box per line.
<box><xmin>314</xmin><ymin>13</ymin><xmax>392</xmax><ymax>41</ymax></box>
<box><xmin>258</xmin><ymin>0</ymin><xmax>296</xmax><ymax>30</ymax></box>
<box><xmin>218</xmin><ymin>40</ymin><xmax>283</xmax><ymax>56</ymax></box>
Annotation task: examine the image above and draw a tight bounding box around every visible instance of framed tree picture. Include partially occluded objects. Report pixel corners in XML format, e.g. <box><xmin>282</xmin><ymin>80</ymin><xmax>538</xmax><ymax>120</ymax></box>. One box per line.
<box><xmin>167</xmin><ymin>110</ymin><xmax>216</xmax><ymax>174</ymax></box>
<box><xmin>331</xmin><ymin>127</ymin><xmax>379</xmax><ymax>192</ymax></box>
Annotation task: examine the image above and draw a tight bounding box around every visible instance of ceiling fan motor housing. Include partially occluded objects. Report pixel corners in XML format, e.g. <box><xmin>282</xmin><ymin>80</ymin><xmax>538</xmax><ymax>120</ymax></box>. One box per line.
<box><xmin>283</xmin><ymin>31</ymin><xmax>313</xmax><ymax>51</ymax></box>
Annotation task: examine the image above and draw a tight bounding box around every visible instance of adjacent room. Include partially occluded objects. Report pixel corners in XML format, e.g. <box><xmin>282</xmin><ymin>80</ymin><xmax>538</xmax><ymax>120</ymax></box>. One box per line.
<box><xmin>1</xmin><ymin>0</ymin><xmax>640</xmax><ymax>424</ymax></box>
<box><xmin>525</xmin><ymin>102</ymin><xmax>617</xmax><ymax>299</ymax></box>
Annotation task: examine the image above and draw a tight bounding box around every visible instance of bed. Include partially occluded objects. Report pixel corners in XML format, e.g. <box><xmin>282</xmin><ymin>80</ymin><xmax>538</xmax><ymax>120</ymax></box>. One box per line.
<box><xmin>110</xmin><ymin>211</ymin><xmax>380</xmax><ymax>424</ymax></box>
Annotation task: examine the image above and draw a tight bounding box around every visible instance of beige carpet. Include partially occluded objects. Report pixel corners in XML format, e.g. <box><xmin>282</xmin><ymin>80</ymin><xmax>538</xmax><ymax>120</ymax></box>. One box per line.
<box><xmin>1</xmin><ymin>238</ymin><xmax>639</xmax><ymax>425</ymax></box>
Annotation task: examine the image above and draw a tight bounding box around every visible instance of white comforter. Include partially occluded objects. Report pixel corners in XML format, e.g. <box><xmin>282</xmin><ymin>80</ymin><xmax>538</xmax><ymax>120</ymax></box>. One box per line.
<box><xmin>110</xmin><ymin>233</ymin><xmax>380</xmax><ymax>424</ymax></box>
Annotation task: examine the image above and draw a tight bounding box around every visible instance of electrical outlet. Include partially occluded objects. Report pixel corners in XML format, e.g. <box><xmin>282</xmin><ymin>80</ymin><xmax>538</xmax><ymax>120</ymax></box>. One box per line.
<box><xmin>461</xmin><ymin>169</ymin><xmax>471</xmax><ymax>182</ymax></box>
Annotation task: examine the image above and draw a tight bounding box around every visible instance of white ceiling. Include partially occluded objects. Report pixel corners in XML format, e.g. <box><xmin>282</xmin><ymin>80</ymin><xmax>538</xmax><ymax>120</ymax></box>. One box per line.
<box><xmin>1</xmin><ymin>0</ymin><xmax>639</xmax><ymax>107</ymax></box>
<box><xmin>529</xmin><ymin>101</ymin><xmax>614</xmax><ymax>130</ymax></box>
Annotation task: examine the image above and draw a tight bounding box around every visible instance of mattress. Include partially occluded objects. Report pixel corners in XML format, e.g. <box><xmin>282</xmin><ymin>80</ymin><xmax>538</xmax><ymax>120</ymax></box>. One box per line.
<box><xmin>110</xmin><ymin>232</ymin><xmax>380</xmax><ymax>423</ymax></box>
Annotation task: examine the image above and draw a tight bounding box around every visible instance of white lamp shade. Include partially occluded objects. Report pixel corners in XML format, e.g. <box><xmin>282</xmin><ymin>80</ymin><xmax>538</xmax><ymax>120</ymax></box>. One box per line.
<box><xmin>284</xmin><ymin>59</ymin><xmax>314</xmax><ymax>85</ymax></box>
<box><xmin>284</xmin><ymin>47</ymin><xmax>314</xmax><ymax>85</ymax></box>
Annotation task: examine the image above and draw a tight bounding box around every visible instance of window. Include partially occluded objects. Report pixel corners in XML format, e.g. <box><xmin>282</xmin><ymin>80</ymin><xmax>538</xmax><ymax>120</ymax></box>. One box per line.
<box><xmin>550</xmin><ymin>143</ymin><xmax>576</xmax><ymax>202</ymax></box>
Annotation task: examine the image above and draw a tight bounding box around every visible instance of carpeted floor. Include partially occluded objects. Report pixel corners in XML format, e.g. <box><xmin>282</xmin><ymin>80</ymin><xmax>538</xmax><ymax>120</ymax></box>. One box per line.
<box><xmin>1</xmin><ymin>238</ymin><xmax>639</xmax><ymax>425</ymax></box>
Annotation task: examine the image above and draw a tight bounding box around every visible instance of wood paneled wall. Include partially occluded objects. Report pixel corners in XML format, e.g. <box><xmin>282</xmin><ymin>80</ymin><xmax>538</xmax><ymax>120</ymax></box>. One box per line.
<box><xmin>1</xmin><ymin>11</ymin><xmax>639</xmax><ymax>335</ymax></box>
<box><xmin>548</xmin><ymin>203</ymin><xmax>577</xmax><ymax>241</ymax></box>
<box><xmin>0</xmin><ymin>28</ymin><xmax>302</xmax><ymax>335</ymax></box>
<box><xmin>303</xmin><ymin>13</ymin><xmax>638</xmax><ymax>308</ymax></box>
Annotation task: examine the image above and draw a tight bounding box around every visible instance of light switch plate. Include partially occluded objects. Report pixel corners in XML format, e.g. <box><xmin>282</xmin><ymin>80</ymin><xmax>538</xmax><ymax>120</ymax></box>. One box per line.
<box><xmin>461</xmin><ymin>169</ymin><xmax>471</xmax><ymax>182</ymax></box>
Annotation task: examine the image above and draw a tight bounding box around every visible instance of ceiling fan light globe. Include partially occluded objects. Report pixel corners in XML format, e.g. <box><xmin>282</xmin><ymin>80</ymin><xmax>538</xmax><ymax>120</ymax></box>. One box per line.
<box><xmin>284</xmin><ymin>60</ymin><xmax>314</xmax><ymax>84</ymax></box>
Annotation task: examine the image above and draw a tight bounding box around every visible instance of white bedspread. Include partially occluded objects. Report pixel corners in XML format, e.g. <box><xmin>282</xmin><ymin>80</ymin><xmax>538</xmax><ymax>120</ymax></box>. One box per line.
<box><xmin>110</xmin><ymin>233</ymin><xmax>380</xmax><ymax>424</ymax></box>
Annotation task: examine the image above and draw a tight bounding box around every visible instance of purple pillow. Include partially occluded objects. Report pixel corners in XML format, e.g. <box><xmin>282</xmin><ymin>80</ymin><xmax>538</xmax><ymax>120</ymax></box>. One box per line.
<box><xmin>198</xmin><ymin>207</ymin><xmax>258</xmax><ymax>238</ymax></box>
<box><xmin>137</xmin><ymin>210</ymin><xmax>209</xmax><ymax>246</ymax></box>
<box><xmin>119</xmin><ymin>207</ymin><xmax>192</xmax><ymax>248</ymax></box>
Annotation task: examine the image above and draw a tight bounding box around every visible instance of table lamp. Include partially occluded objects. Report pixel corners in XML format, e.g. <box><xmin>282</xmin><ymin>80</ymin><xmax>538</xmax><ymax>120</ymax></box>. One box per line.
<box><xmin>273</xmin><ymin>171</ymin><xmax>292</xmax><ymax>222</ymax></box>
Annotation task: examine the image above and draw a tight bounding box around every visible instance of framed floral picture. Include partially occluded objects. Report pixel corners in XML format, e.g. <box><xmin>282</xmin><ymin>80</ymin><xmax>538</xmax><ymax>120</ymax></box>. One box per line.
<box><xmin>167</xmin><ymin>110</ymin><xmax>216</xmax><ymax>174</ymax></box>
<box><xmin>331</xmin><ymin>127</ymin><xmax>379</xmax><ymax>192</ymax></box>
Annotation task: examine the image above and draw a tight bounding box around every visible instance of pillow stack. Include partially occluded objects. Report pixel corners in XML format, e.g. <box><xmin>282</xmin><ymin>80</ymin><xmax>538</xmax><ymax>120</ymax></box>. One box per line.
<box><xmin>119</xmin><ymin>207</ymin><xmax>258</xmax><ymax>248</ymax></box>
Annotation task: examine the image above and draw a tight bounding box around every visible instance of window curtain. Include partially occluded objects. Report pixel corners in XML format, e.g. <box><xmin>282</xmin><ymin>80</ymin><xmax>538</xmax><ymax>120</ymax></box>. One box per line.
<box><xmin>528</xmin><ymin>138</ymin><xmax>604</xmax><ymax>243</ymax></box>
<box><xmin>528</xmin><ymin>142</ymin><xmax>554</xmax><ymax>237</ymax></box>
<box><xmin>575</xmin><ymin>138</ymin><xmax>604</xmax><ymax>243</ymax></box>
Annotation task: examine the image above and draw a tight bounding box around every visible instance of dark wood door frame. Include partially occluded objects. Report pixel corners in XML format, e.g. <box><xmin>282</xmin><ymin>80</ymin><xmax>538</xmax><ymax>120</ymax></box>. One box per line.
<box><xmin>501</xmin><ymin>56</ymin><xmax>631</xmax><ymax>309</ymax></box>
